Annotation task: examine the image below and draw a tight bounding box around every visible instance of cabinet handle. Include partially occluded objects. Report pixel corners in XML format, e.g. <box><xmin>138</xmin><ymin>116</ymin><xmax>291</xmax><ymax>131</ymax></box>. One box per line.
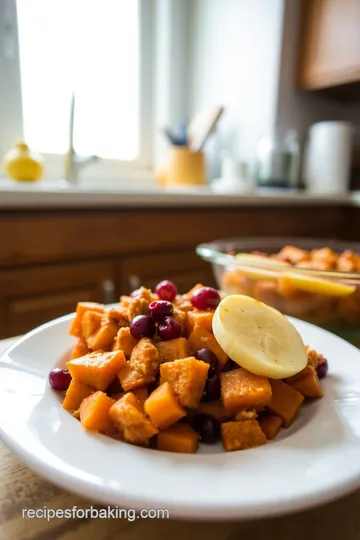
<box><xmin>101</xmin><ymin>279</ymin><xmax>116</xmax><ymax>305</ymax></box>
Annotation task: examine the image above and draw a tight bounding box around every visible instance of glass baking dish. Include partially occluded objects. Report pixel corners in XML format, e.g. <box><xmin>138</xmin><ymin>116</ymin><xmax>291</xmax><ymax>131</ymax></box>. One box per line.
<box><xmin>196</xmin><ymin>237</ymin><xmax>360</xmax><ymax>347</ymax></box>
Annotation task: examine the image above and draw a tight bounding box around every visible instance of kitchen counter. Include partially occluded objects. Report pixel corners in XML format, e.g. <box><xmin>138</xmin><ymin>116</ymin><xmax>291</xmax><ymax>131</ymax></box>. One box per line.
<box><xmin>0</xmin><ymin>182</ymin><xmax>360</xmax><ymax>208</ymax></box>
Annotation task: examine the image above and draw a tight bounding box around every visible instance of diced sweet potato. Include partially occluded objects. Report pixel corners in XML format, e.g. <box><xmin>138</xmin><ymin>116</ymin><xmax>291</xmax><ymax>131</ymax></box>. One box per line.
<box><xmin>118</xmin><ymin>362</ymin><xmax>155</xmax><ymax>391</ymax></box>
<box><xmin>267</xmin><ymin>380</ymin><xmax>304</xmax><ymax>427</ymax></box>
<box><xmin>109</xmin><ymin>392</ymin><xmax>158</xmax><ymax>444</ymax></box>
<box><xmin>258</xmin><ymin>414</ymin><xmax>282</xmax><ymax>440</ymax></box>
<box><xmin>63</xmin><ymin>379</ymin><xmax>94</xmax><ymax>411</ymax></box>
<box><xmin>197</xmin><ymin>400</ymin><xmax>227</xmax><ymax>423</ymax></box>
<box><xmin>174</xmin><ymin>295</ymin><xmax>194</xmax><ymax>312</ymax></box>
<box><xmin>86</xmin><ymin>314</ymin><xmax>118</xmax><ymax>351</ymax></box>
<box><xmin>306</xmin><ymin>346</ymin><xmax>325</xmax><ymax>369</ymax></box>
<box><xmin>186</xmin><ymin>310</ymin><xmax>214</xmax><ymax>334</ymax></box>
<box><xmin>67</xmin><ymin>350</ymin><xmax>126</xmax><ymax>391</ymax></box>
<box><xmin>144</xmin><ymin>382</ymin><xmax>186</xmax><ymax>429</ymax></box>
<box><xmin>235</xmin><ymin>409</ymin><xmax>258</xmax><ymax>421</ymax></box>
<box><xmin>129</xmin><ymin>338</ymin><xmax>159</xmax><ymax>377</ymax></box>
<box><xmin>133</xmin><ymin>387</ymin><xmax>149</xmax><ymax>405</ymax></box>
<box><xmin>160</xmin><ymin>357</ymin><xmax>209</xmax><ymax>408</ymax></box>
<box><xmin>107</xmin><ymin>306</ymin><xmax>129</xmax><ymax>326</ymax></box>
<box><xmin>157</xmin><ymin>424</ymin><xmax>199</xmax><ymax>453</ymax></box>
<box><xmin>113</xmin><ymin>327</ymin><xmax>138</xmax><ymax>357</ymax></box>
<box><xmin>287</xmin><ymin>365</ymin><xmax>323</xmax><ymax>399</ymax></box>
<box><xmin>220</xmin><ymin>368</ymin><xmax>272</xmax><ymax>416</ymax></box>
<box><xmin>172</xmin><ymin>308</ymin><xmax>187</xmax><ymax>334</ymax></box>
<box><xmin>155</xmin><ymin>337</ymin><xmax>190</xmax><ymax>364</ymax></box>
<box><xmin>79</xmin><ymin>391</ymin><xmax>115</xmax><ymax>432</ymax></box>
<box><xmin>221</xmin><ymin>419</ymin><xmax>266</xmax><ymax>451</ymax></box>
<box><xmin>70</xmin><ymin>340</ymin><xmax>89</xmax><ymax>359</ymax></box>
<box><xmin>188</xmin><ymin>326</ymin><xmax>228</xmax><ymax>368</ymax></box>
<box><xmin>81</xmin><ymin>310</ymin><xmax>102</xmax><ymax>341</ymax></box>
<box><xmin>187</xmin><ymin>283</ymin><xmax>205</xmax><ymax>296</ymax></box>
<box><xmin>69</xmin><ymin>302</ymin><xmax>104</xmax><ymax>338</ymax></box>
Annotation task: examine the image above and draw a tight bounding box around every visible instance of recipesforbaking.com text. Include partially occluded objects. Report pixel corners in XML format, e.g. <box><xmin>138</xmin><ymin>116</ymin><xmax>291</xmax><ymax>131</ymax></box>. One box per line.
<box><xmin>22</xmin><ymin>505</ymin><xmax>170</xmax><ymax>521</ymax></box>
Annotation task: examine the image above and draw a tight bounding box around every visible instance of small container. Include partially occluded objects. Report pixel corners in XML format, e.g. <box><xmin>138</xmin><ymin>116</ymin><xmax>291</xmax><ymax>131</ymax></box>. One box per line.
<box><xmin>2</xmin><ymin>141</ymin><xmax>44</xmax><ymax>182</ymax></box>
<box><xmin>255</xmin><ymin>129</ymin><xmax>300</xmax><ymax>188</ymax></box>
<box><xmin>166</xmin><ymin>147</ymin><xmax>206</xmax><ymax>186</ymax></box>
<box><xmin>304</xmin><ymin>121</ymin><xmax>354</xmax><ymax>195</ymax></box>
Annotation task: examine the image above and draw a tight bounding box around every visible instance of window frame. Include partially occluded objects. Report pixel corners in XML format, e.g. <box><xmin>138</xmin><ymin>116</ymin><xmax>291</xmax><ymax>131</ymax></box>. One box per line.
<box><xmin>0</xmin><ymin>0</ymin><xmax>156</xmax><ymax>182</ymax></box>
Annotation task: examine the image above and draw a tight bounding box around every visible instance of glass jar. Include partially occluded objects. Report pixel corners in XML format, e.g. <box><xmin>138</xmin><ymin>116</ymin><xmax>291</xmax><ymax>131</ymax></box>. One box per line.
<box><xmin>255</xmin><ymin>129</ymin><xmax>300</xmax><ymax>188</ymax></box>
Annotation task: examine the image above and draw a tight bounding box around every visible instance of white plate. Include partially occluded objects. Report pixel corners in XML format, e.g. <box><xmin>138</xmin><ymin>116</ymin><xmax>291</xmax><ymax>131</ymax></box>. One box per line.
<box><xmin>1</xmin><ymin>314</ymin><xmax>360</xmax><ymax>520</ymax></box>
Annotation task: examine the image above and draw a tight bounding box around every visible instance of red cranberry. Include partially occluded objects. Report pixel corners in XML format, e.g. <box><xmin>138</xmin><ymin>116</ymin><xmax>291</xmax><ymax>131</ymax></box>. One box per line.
<box><xmin>130</xmin><ymin>315</ymin><xmax>156</xmax><ymax>340</ymax></box>
<box><xmin>157</xmin><ymin>316</ymin><xmax>181</xmax><ymax>341</ymax></box>
<box><xmin>191</xmin><ymin>287</ymin><xmax>220</xmax><ymax>310</ymax></box>
<box><xmin>192</xmin><ymin>413</ymin><xmax>220</xmax><ymax>444</ymax></box>
<box><xmin>149</xmin><ymin>300</ymin><xmax>173</xmax><ymax>321</ymax></box>
<box><xmin>49</xmin><ymin>368</ymin><xmax>72</xmax><ymax>391</ymax></box>
<box><xmin>155</xmin><ymin>280</ymin><xmax>177</xmax><ymax>301</ymax></box>
<box><xmin>202</xmin><ymin>374</ymin><xmax>221</xmax><ymax>401</ymax></box>
<box><xmin>316</xmin><ymin>359</ymin><xmax>328</xmax><ymax>380</ymax></box>
<box><xmin>194</xmin><ymin>348</ymin><xmax>218</xmax><ymax>376</ymax></box>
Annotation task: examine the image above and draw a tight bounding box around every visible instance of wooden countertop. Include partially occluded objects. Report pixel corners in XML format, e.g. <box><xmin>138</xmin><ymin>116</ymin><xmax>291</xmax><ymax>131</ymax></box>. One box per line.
<box><xmin>2</xmin><ymin>336</ymin><xmax>360</xmax><ymax>540</ymax></box>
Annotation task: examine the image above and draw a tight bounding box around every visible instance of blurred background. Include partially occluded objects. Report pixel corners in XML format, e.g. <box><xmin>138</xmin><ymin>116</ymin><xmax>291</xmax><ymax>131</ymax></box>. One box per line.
<box><xmin>1</xmin><ymin>0</ymin><xmax>360</xmax><ymax>340</ymax></box>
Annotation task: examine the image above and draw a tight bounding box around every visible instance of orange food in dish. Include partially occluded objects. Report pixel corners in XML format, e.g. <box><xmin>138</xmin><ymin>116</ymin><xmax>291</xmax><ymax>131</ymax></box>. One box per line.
<box><xmin>51</xmin><ymin>281</ymin><xmax>326</xmax><ymax>453</ymax></box>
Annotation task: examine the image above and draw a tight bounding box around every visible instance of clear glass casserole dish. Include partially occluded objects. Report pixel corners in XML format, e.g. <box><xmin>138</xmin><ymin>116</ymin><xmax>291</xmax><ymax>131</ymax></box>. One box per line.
<box><xmin>196</xmin><ymin>237</ymin><xmax>360</xmax><ymax>346</ymax></box>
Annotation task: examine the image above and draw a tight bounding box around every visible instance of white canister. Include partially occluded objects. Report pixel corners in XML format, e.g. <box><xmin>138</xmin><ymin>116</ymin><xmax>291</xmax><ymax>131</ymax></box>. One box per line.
<box><xmin>304</xmin><ymin>121</ymin><xmax>354</xmax><ymax>195</ymax></box>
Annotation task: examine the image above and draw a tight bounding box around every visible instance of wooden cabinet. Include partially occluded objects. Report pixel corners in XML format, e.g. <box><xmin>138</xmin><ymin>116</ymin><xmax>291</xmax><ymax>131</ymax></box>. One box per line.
<box><xmin>0</xmin><ymin>261</ymin><xmax>116</xmax><ymax>338</ymax></box>
<box><xmin>118</xmin><ymin>249</ymin><xmax>215</xmax><ymax>295</ymax></box>
<box><xmin>299</xmin><ymin>0</ymin><xmax>360</xmax><ymax>91</ymax></box>
<box><xmin>0</xmin><ymin>203</ymin><xmax>354</xmax><ymax>338</ymax></box>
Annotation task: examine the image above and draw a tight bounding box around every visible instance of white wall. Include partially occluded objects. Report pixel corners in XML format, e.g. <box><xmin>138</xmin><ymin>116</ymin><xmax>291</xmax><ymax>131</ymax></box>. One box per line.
<box><xmin>188</xmin><ymin>0</ymin><xmax>285</xmax><ymax>173</ymax></box>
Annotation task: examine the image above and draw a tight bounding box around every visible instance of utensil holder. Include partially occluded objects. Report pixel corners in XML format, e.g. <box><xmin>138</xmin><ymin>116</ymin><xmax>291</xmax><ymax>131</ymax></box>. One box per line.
<box><xmin>166</xmin><ymin>147</ymin><xmax>206</xmax><ymax>186</ymax></box>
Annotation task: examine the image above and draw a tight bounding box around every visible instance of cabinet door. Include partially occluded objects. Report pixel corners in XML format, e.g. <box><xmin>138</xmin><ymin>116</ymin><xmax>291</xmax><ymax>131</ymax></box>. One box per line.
<box><xmin>299</xmin><ymin>0</ymin><xmax>360</xmax><ymax>89</ymax></box>
<box><xmin>0</xmin><ymin>261</ymin><xmax>116</xmax><ymax>338</ymax></box>
<box><xmin>118</xmin><ymin>250</ymin><xmax>215</xmax><ymax>295</ymax></box>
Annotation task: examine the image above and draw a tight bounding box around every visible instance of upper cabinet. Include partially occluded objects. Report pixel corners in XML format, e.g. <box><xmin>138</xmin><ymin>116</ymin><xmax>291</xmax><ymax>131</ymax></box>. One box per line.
<box><xmin>298</xmin><ymin>0</ymin><xmax>360</xmax><ymax>91</ymax></box>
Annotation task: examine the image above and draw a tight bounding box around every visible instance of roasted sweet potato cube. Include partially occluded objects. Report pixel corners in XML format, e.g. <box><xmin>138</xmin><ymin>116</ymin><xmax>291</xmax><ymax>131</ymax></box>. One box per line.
<box><xmin>63</xmin><ymin>379</ymin><xmax>94</xmax><ymax>412</ymax></box>
<box><xmin>79</xmin><ymin>391</ymin><xmax>115</xmax><ymax>432</ymax></box>
<box><xmin>81</xmin><ymin>310</ymin><xmax>102</xmax><ymax>341</ymax></box>
<box><xmin>129</xmin><ymin>338</ymin><xmax>159</xmax><ymax>377</ymax></box>
<box><xmin>306</xmin><ymin>347</ymin><xmax>325</xmax><ymax>369</ymax></box>
<box><xmin>267</xmin><ymin>380</ymin><xmax>304</xmax><ymax>427</ymax></box>
<box><xmin>287</xmin><ymin>365</ymin><xmax>323</xmax><ymax>399</ymax></box>
<box><xmin>107</xmin><ymin>305</ymin><xmax>129</xmax><ymax>325</ymax></box>
<box><xmin>174</xmin><ymin>295</ymin><xmax>194</xmax><ymax>312</ymax></box>
<box><xmin>157</xmin><ymin>424</ymin><xmax>199</xmax><ymax>453</ymax></box>
<box><xmin>160</xmin><ymin>357</ymin><xmax>209</xmax><ymax>408</ymax></box>
<box><xmin>220</xmin><ymin>368</ymin><xmax>272</xmax><ymax>416</ymax></box>
<box><xmin>235</xmin><ymin>409</ymin><xmax>258</xmax><ymax>421</ymax></box>
<box><xmin>258</xmin><ymin>414</ymin><xmax>282</xmax><ymax>440</ymax></box>
<box><xmin>144</xmin><ymin>382</ymin><xmax>186</xmax><ymax>429</ymax></box>
<box><xmin>155</xmin><ymin>337</ymin><xmax>190</xmax><ymax>364</ymax></box>
<box><xmin>86</xmin><ymin>315</ymin><xmax>118</xmax><ymax>351</ymax></box>
<box><xmin>118</xmin><ymin>362</ymin><xmax>155</xmax><ymax>392</ymax></box>
<box><xmin>109</xmin><ymin>392</ymin><xmax>158</xmax><ymax>444</ymax></box>
<box><xmin>187</xmin><ymin>283</ymin><xmax>205</xmax><ymax>296</ymax></box>
<box><xmin>188</xmin><ymin>326</ymin><xmax>228</xmax><ymax>368</ymax></box>
<box><xmin>67</xmin><ymin>350</ymin><xmax>126</xmax><ymax>391</ymax></box>
<box><xmin>221</xmin><ymin>419</ymin><xmax>266</xmax><ymax>452</ymax></box>
<box><xmin>172</xmin><ymin>308</ymin><xmax>187</xmax><ymax>334</ymax></box>
<box><xmin>70</xmin><ymin>340</ymin><xmax>89</xmax><ymax>359</ymax></box>
<box><xmin>113</xmin><ymin>327</ymin><xmax>138</xmax><ymax>357</ymax></box>
<box><xmin>133</xmin><ymin>387</ymin><xmax>149</xmax><ymax>406</ymax></box>
<box><xmin>127</xmin><ymin>289</ymin><xmax>154</xmax><ymax>320</ymax></box>
<box><xmin>69</xmin><ymin>302</ymin><xmax>104</xmax><ymax>338</ymax></box>
<box><xmin>186</xmin><ymin>310</ymin><xmax>214</xmax><ymax>334</ymax></box>
<box><xmin>197</xmin><ymin>400</ymin><xmax>227</xmax><ymax>423</ymax></box>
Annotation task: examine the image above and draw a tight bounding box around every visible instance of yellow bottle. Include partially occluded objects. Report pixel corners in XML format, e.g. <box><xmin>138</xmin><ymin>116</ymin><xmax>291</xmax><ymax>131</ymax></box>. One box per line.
<box><xmin>3</xmin><ymin>142</ymin><xmax>44</xmax><ymax>182</ymax></box>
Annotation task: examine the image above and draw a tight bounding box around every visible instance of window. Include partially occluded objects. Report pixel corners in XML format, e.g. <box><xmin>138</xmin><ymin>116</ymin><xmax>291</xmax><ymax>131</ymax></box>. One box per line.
<box><xmin>0</xmin><ymin>0</ymin><xmax>155</xmax><ymax>178</ymax></box>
